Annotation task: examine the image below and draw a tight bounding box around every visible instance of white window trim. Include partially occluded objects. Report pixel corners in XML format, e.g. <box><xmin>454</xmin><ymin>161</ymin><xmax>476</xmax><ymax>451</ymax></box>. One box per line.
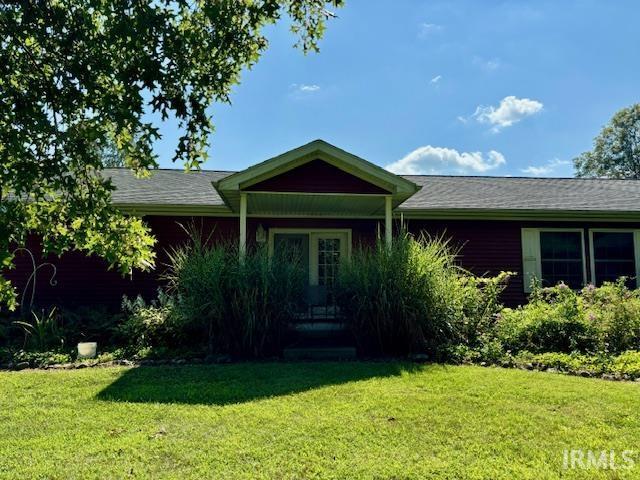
<box><xmin>588</xmin><ymin>228</ymin><xmax>640</xmax><ymax>288</ymax></box>
<box><xmin>267</xmin><ymin>228</ymin><xmax>352</xmax><ymax>285</ymax></box>
<box><xmin>521</xmin><ymin>228</ymin><xmax>587</xmax><ymax>293</ymax></box>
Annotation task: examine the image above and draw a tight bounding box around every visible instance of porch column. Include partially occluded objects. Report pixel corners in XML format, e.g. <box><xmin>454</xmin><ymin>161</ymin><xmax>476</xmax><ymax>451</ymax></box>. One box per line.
<box><xmin>239</xmin><ymin>192</ymin><xmax>247</xmax><ymax>258</ymax></box>
<box><xmin>385</xmin><ymin>195</ymin><xmax>392</xmax><ymax>247</ymax></box>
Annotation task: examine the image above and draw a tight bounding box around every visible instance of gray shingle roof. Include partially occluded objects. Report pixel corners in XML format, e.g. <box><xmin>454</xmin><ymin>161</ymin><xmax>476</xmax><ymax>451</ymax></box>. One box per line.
<box><xmin>105</xmin><ymin>168</ymin><xmax>231</xmax><ymax>206</ymax></box>
<box><xmin>398</xmin><ymin>176</ymin><xmax>640</xmax><ymax>212</ymax></box>
<box><xmin>105</xmin><ymin>168</ymin><xmax>640</xmax><ymax>213</ymax></box>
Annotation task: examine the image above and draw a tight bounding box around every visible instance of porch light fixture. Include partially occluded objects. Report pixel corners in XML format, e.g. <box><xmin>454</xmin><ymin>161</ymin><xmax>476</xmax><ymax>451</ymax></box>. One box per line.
<box><xmin>256</xmin><ymin>224</ymin><xmax>267</xmax><ymax>243</ymax></box>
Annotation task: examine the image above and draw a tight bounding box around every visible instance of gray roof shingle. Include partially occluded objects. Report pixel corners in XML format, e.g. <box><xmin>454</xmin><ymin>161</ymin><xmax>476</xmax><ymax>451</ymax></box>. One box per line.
<box><xmin>105</xmin><ymin>169</ymin><xmax>640</xmax><ymax>213</ymax></box>
<box><xmin>398</xmin><ymin>176</ymin><xmax>640</xmax><ymax>212</ymax></box>
<box><xmin>105</xmin><ymin>168</ymin><xmax>231</xmax><ymax>206</ymax></box>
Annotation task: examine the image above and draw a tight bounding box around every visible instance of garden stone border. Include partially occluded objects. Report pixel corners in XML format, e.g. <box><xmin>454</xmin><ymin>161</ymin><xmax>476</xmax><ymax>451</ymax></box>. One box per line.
<box><xmin>0</xmin><ymin>354</ymin><xmax>236</xmax><ymax>371</ymax></box>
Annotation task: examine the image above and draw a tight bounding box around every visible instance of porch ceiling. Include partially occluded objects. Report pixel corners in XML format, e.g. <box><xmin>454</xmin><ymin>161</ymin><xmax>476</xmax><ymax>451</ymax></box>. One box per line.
<box><xmin>245</xmin><ymin>192</ymin><xmax>388</xmax><ymax>217</ymax></box>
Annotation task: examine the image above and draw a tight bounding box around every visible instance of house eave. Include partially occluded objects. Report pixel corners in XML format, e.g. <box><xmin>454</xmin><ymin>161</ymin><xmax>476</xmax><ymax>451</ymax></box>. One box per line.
<box><xmin>397</xmin><ymin>208</ymin><xmax>640</xmax><ymax>222</ymax></box>
<box><xmin>115</xmin><ymin>203</ymin><xmax>234</xmax><ymax>217</ymax></box>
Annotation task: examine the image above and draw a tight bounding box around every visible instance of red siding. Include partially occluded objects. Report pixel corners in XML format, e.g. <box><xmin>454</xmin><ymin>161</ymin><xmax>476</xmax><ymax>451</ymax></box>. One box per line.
<box><xmin>407</xmin><ymin>220</ymin><xmax>525</xmax><ymax>305</ymax></box>
<box><xmin>408</xmin><ymin>219</ymin><xmax>640</xmax><ymax>306</ymax></box>
<box><xmin>6</xmin><ymin>215</ymin><xmax>640</xmax><ymax>309</ymax></box>
<box><xmin>5</xmin><ymin>216</ymin><xmax>238</xmax><ymax>308</ymax></box>
<box><xmin>245</xmin><ymin>159</ymin><xmax>390</xmax><ymax>194</ymax></box>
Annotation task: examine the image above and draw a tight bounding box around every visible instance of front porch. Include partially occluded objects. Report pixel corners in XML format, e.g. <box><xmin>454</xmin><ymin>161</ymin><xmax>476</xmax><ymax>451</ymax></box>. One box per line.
<box><xmin>213</xmin><ymin>140</ymin><xmax>420</xmax><ymax>315</ymax></box>
<box><xmin>211</xmin><ymin>141</ymin><xmax>421</xmax><ymax>356</ymax></box>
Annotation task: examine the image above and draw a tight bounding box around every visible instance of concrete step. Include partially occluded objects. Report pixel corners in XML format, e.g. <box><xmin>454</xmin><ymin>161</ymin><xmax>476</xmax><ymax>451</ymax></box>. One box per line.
<box><xmin>283</xmin><ymin>346</ymin><xmax>357</xmax><ymax>360</ymax></box>
<box><xmin>293</xmin><ymin>322</ymin><xmax>347</xmax><ymax>332</ymax></box>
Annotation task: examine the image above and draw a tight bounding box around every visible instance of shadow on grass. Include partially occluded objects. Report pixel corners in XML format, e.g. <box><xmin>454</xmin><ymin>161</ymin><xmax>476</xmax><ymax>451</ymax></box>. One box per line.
<box><xmin>96</xmin><ymin>361</ymin><xmax>423</xmax><ymax>406</ymax></box>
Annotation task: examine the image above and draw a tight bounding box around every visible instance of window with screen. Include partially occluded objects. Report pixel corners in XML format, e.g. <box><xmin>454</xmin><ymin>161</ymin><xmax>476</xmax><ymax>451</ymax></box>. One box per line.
<box><xmin>539</xmin><ymin>231</ymin><xmax>584</xmax><ymax>288</ymax></box>
<box><xmin>592</xmin><ymin>231</ymin><xmax>636</xmax><ymax>287</ymax></box>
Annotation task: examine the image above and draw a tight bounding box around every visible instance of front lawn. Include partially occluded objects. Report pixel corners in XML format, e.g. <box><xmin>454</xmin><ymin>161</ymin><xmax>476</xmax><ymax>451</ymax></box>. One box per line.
<box><xmin>1</xmin><ymin>363</ymin><xmax>639</xmax><ymax>479</ymax></box>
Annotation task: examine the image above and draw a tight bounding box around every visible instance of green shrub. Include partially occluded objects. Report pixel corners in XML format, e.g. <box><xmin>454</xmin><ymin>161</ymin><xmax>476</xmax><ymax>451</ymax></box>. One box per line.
<box><xmin>507</xmin><ymin>350</ymin><xmax>640</xmax><ymax>379</ymax></box>
<box><xmin>494</xmin><ymin>280</ymin><xmax>640</xmax><ymax>355</ymax></box>
<box><xmin>446</xmin><ymin>340</ymin><xmax>506</xmax><ymax>365</ymax></box>
<box><xmin>495</xmin><ymin>284</ymin><xmax>597</xmax><ymax>354</ymax></box>
<box><xmin>580</xmin><ymin>280</ymin><xmax>640</xmax><ymax>353</ymax></box>
<box><xmin>161</xmin><ymin>228</ymin><xmax>305</xmax><ymax>358</ymax></box>
<box><xmin>9</xmin><ymin>350</ymin><xmax>73</xmax><ymax>367</ymax></box>
<box><xmin>511</xmin><ymin>351</ymin><xmax>608</xmax><ymax>373</ymax></box>
<box><xmin>336</xmin><ymin>231</ymin><xmax>509</xmax><ymax>356</ymax></box>
<box><xmin>119</xmin><ymin>290</ymin><xmax>181</xmax><ymax>353</ymax></box>
<box><xmin>455</xmin><ymin>273</ymin><xmax>512</xmax><ymax>348</ymax></box>
<box><xmin>610</xmin><ymin>351</ymin><xmax>640</xmax><ymax>378</ymax></box>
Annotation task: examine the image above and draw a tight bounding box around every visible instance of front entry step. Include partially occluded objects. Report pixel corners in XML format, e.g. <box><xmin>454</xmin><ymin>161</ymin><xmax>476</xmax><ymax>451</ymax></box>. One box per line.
<box><xmin>283</xmin><ymin>346</ymin><xmax>356</xmax><ymax>360</ymax></box>
<box><xmin>294</xmin><ymin>322</ymin><xmax>346</xmax><ymax>334</ymax></box>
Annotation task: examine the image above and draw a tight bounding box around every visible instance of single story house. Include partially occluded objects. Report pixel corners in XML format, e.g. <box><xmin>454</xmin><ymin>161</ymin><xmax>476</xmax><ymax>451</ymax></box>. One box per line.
<box><xmin>9</xmin><ymin>139</ymin><xmax>640</xmax><ymax>308</ymax></box>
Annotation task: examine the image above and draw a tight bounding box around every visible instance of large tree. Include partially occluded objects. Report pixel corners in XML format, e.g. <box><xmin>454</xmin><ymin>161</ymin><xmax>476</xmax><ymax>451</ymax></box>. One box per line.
<box><xmin>0</xmin><ymin>0</ymin><xmax>342</xmax><ymax>310</ymax></box>
<box><xmin>574</xmin><ymin>104</ymin><xmax>640</xmax><ymax>179</ymax></box>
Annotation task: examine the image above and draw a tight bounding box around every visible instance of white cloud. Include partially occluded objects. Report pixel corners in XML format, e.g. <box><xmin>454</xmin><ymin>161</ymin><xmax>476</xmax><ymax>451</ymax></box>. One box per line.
<box><xmin>472</xmin><ymin>95</ymin><xmax>543</xmax><ymax>131</ymax></box>
<box><xmin>521</xmin><ymin>158</ymin><xmax>571</xmax><ymax>177</ymax></box>
<box><xmin>385</xmin><ymin>146</ymin><xmax>506</xmax><ymax>175</ymax></box>
<box><xmin>472</xmin><ymin>56</ymin><xmax>501</xmax><ymax>72</ymax></box>
<box><xmin>430</xmin><ymin>75</ymin><xmax>442</xmax><ymax>84</ymax></box>
<box><xmin>292</xmin><ymin>83</ymin><xmax>320</xmax><ymax>92</ymax></box>
<box><xmin>288</xmin><ymin>83</ymin><xmax>322</xmax><ymax>99</ymax></box>
<box><xmin>418</xmin><ymin>22</ymin><xmax>443</xmax><ymax>38</ymax></box>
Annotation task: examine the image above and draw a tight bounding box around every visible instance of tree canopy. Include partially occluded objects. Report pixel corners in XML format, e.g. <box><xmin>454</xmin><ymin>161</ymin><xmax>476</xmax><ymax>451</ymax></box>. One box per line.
<box><xmin>574</xmin><ymin>104</ymin><xmax>640</xmax><ymax>179</ymax></box>
<box><xmin>0</xmin><ymin>0</ymin><xmax>342</xmax><ymax>310</ymax></box>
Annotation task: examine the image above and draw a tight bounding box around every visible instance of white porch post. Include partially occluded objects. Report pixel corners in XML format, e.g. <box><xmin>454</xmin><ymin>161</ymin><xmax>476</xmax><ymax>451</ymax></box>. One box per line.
<box><xmin>239</xmin><ymin>192</ymin><xmax>247</xmax><ymax>258</ymax></box>
<box><xmin>385</xmin><ymin>195</ymin><xmax>393</xmax><ymax>247</ymax></box>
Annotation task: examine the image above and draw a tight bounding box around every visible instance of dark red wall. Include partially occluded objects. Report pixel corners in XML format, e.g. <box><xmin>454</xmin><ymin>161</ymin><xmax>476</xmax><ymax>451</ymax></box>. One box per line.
<box><xmin>6</xmin><ymin>215</ymin><xmax>640</xmax><ymax>309</ymax></box>
<box><xmin>245</xmin><ymin>159</ymin><xmax>390</xmax><ymax>194</ymax></box>
<box><xmin>407</xmin><ymin>219</ymin><xmax>640</xmax><ymax>306</ymax></box>
<box><xmin>5</xmin><ymin>216</ymin><xmax>238</xmax><ymax>309</ymax></box>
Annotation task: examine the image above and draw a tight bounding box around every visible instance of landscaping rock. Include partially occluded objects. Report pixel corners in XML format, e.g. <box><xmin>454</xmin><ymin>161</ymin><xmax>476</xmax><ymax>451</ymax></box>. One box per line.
<box><xmin>525</xmin><ymin>363</ymin><xmax>534</xmax><ymax>370</ymax></box>
<box><xmin>577</xmin><ymin>370</ymin><xmax>593</xmax><ymax>378</ymax></box>
<box><xmin>46</xmin><ymin>363</ymin><xmax>75</xmax><ymax>370</ymax></box>
<box><xmin>172</xmin><ymin>359</ymin><xmax>186</xmax><ymax>365</ymax></box>
<box><xmin>14</xmin><ymin>362</ymin><xmax>30</xmax><ymax>371</ymax></box>
<box><xmin>601</xmin><ymin>374</ymin><xmax>616</xmax><ymax>381</ymax></box>
<box><xmin>546</xmin><ymin>368</ymin><xmax>559</xmax><ymax>374</ymax></box>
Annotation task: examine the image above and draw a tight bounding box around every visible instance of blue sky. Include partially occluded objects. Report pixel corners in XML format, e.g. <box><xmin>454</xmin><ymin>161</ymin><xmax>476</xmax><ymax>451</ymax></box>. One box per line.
<box><xmin>154</xmin><ymin>0</ymin><xmax>639</xmax><ymax>177</ymax></box>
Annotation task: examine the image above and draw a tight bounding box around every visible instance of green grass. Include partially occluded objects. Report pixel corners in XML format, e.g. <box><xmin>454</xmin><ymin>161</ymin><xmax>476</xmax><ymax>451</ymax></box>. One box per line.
<box><xmin>1</xmin><ymin>363</ymin><xmax>639</xmax><ymax>479</ymax></box>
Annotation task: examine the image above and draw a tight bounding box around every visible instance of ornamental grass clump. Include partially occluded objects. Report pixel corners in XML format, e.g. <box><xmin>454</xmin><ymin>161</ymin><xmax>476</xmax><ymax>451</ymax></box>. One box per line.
<box><xmin>162</xmin><ymin>228</ymin><xmax>305</xmax><ymax>357</ymax></box>
<box><xmin>336</xmin><ymin>230</ymin><xmax>509</xmax><ymax>357</ymax></box>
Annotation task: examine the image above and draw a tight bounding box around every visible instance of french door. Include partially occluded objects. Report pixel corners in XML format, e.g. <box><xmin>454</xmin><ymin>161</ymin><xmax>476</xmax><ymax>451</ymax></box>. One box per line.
<box><xmin>271</xmin><ymin>229</ymin><xmax>350</xmax><ymax>286</ymax></box>
<box><xmin>309</xmin><ymin>232</ymin><xmax>349</xmax><ymax>287</ymax></box>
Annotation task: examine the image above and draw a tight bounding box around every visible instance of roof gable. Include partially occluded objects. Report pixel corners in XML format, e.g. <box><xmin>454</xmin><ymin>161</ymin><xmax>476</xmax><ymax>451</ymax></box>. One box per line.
<box><xmin>216</xmin><ymin>139</ymin><xmax>419</xmax><ymax>196</ymax></box>
<box><xmin>245</xmin><ymin>158</ymin><xmax>391</xmax><ymax>194</ymax></box>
